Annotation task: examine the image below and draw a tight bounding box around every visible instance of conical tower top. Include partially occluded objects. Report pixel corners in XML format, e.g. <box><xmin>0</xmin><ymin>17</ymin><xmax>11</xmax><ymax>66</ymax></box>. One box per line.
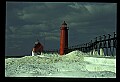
<box><xmin>62</xmin><ymin>21</ymin><xmax>67</xmax><ymax>25</ymax></box>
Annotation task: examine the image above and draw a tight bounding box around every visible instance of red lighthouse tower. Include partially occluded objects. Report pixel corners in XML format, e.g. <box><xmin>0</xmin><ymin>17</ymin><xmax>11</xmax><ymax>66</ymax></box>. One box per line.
<box><xmin>60</xmin><ymin>21</ymin><xmax>69</xmax><ymax>55</ymax></box>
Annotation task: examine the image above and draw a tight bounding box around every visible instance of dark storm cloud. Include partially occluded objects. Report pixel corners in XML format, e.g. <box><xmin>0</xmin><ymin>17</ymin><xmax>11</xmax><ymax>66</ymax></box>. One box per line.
<box><xmin>67</xmin><ymin>2</ymin><xmax>116</xmax><ymax>43</ymax></box>
<box><xmin>5</xmin><ymin>2</ymin><xmax>116</xmax><ymax>56</ymax></box>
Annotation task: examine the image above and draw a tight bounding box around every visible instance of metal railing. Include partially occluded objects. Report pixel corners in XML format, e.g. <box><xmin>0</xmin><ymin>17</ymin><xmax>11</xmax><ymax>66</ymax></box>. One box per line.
<box><xmin>44</xmin><ymin>32</ymin><xmax>117</xmax><ymax>56</ymax></box>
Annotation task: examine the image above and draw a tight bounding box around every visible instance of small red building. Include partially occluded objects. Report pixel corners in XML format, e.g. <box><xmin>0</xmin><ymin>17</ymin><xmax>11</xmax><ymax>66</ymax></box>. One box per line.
<box><xmin>32</xmin><ymin>40</ymin><xmax>43</xmax><ymax>56</ymax></box>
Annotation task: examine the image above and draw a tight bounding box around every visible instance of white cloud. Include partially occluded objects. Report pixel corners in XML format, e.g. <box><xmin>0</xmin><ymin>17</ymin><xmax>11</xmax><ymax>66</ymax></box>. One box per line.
<box><xmin>9</xmin><ymin>26</ymin><xmax>17</xmax><ymax>33</ymax></box>
<box><xmin>44</xmin><ymin>2</ymin><xmax>70</xmax><ymax>8</ymax></box>
<box><xmin>45</xmin><ymin>36</ymin><xmax>59</xmax><ymax>41</ymax></box>
<box><xmin>84</xmin><ymin>5</ymin><xmax>94</xmax><ymax>14</ymax></box>
<box><xmin>22</xmin><ymin>24</ymin><xmax>47</xmax><ymax>30</ymax></box>
<box><xmin>39</xmin><ymin>32</ymin><xmax>59</xmax><ymax>37</ymax></box>
<box><xmin>7</xmin><ymin>34</ymin><xmax>34</xmax><ymax>39</ymax></box>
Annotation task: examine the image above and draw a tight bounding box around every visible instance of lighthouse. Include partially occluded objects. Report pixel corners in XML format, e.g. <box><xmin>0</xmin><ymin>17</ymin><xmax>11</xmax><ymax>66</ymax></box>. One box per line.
<box><xmin>60</xmin><ymin>21</ymin><xmax>69</xmax><ymax>55</ymax></box>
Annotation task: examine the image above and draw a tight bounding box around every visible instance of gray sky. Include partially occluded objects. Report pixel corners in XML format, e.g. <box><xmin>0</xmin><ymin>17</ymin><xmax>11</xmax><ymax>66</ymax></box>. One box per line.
<box><xmin>5</xmin><ymin>2</ymin><xmax>117</xmax><ymax>56</ymax></box>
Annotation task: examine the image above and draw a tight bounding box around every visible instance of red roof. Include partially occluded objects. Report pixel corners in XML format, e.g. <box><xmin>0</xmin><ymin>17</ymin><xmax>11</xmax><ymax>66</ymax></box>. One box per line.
<box><xmin>33</xmin><ymin>41</ymin><xmax>43</xmax><ymax>52</ymax></box>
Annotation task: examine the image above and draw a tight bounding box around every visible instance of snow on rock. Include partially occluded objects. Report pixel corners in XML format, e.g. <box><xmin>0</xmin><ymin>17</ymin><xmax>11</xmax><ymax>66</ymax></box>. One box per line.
<box><xmin>61</xmin><ymin>50</ymin><xmax>84</xmax><ymax>62</ymax></box>
<box><xmin>84</xmin><ymin>57</ymin><xmax>116</xmax><ymax>73</ymax></box>
<box><xmin>5</xmin><ymin>50</ymin><xmax>116</xmax><ymax>78</ymax></box>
